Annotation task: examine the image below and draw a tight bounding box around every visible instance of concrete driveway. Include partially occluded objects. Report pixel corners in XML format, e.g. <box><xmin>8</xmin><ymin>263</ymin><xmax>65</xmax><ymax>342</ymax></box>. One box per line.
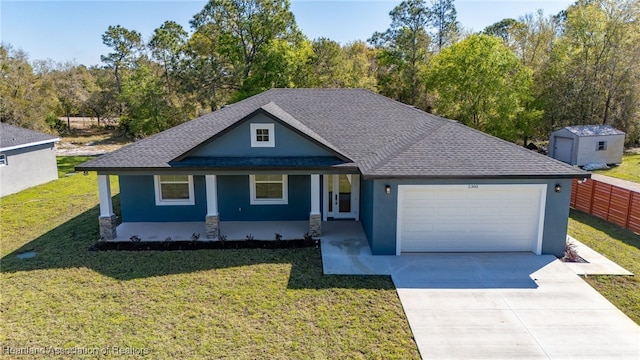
<box><xmin>394</xmin><ymin>253</ymin><xmax>639</xmax><ymax>359</ymax></box>
<box><xmin>321</xmin><ymin>239</ymin><xmax>640</xmax><ymax>359</ymax></box>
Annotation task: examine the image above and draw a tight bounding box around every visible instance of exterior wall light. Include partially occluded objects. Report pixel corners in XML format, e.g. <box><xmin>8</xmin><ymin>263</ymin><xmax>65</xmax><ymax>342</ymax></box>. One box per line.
<box><xmin>555</xmin><ymin>184</ymin><xmax>562</xmax><ymax>193</ymax></box>
<box><xmin>385</xmin><ymin>185</ymin><xmax>391</xmax><ymax>194</ymax></box>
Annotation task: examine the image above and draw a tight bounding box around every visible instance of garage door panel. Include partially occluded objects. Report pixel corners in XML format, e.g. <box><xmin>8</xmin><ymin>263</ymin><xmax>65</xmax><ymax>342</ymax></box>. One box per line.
<box><xmin>399</xmin><ymin>185</ymin><xmax>544</xmax><ymax>253</ymax></box>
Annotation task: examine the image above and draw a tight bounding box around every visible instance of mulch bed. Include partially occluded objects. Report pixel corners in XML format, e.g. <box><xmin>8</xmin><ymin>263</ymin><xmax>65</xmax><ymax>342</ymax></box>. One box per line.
<box><xmin>89</xmin><ymin>239</ymin><xmax>320</xmax><ymax>251</ymax></box>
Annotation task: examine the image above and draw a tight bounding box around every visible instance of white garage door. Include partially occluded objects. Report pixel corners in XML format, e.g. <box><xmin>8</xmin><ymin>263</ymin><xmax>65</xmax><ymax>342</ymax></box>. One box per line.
<box><xmin>397</xmin><ymin>185</ymin><xmax>546</xmax><ymax>254</ymax></box>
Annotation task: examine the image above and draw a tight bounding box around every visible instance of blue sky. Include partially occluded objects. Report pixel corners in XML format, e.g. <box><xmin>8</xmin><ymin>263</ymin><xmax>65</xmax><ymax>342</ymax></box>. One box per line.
<box><xmin>1</xmin><ymin>0</ymin><xmax>573</xmax><ymax>66</ymax></box>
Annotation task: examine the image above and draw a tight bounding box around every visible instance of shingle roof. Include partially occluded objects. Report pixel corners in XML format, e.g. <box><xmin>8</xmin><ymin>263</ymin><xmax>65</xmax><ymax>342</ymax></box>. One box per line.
<box><xmin>0</xmin><ymin>123</ymin><xmax>59</xmax><ymax>151</ymax></box>
<box><xmin>564</xmin><ymin>125</ymin><xmax>625</xmax><ymax>136</ymax></box>
<box><xmin>77</xmin><ymin>88</ymin><xmax>587</xmax><ymax>178</ymax></box>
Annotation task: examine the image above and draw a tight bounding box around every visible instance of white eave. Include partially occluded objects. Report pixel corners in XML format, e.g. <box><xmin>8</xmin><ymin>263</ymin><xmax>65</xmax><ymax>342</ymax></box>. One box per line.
<box><xmin>0</xmin><ymin>138</ymin><xmax>61</xmax><ymax>152</ymax></box>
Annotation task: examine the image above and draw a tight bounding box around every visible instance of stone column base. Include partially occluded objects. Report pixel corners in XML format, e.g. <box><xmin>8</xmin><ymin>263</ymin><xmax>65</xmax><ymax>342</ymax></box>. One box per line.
<box><xmin>99</xmin><ymin>215</ymin><xmax>117</xmax><ymax>240</ymax></box>
<box><xmin>206</xmin><ymin>215</ymin><xmax>220</xmax><ymax>239</ymax></box>
<box><xmin>309</xmin><ymin>213</ymin><xmax>322</xmax><ymax>237</ymax></box>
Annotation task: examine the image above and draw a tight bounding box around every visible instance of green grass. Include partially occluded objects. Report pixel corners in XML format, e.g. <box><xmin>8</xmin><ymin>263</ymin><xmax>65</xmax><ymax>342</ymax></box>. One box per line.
<box><xmin>56</xmin><ymin>155</ymin><xmax>96</xmax><ymax>177</ymax></box>
<box><xmin>593</xmin><ymin>153</ymin><xmax>640</xmax><ymax>183</ymax></box>
<box><xmin>0</xmin><ymin>157</ymin><xmax>419</xmax><ymax>359</ymax></box>
<box><xmin>568</xmin><ymin>209</ymin><xmax>640</xmax><ymax>324</ymax></box>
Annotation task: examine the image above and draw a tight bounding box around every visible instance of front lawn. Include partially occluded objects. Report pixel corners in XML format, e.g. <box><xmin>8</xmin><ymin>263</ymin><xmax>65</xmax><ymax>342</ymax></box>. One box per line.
<box><xmin>593</xmin><ymin>153</ymin><xmax>640</xmax><ymax>183</ymax></box>
<box><xmin>568</xmin><ymin>209</ymin><xmax>640</xmax><ymax>324</ymax></box>
<box><xmin>0</xmin><ymin>157</ymin><xmax>419</xmax><ymax>359</ymax></box>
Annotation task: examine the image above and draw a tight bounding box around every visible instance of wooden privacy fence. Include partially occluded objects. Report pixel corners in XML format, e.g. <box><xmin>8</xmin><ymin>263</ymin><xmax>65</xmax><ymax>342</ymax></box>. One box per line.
<box><xmin>570</xmin><ymin>174</ymin><xmax>640</xmax><ymax>233</ymax></box>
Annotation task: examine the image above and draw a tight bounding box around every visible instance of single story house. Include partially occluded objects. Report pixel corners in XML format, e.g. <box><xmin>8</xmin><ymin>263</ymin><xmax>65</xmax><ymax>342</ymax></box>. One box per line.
<box><xmin>77</xmin><ymin>89</ymin><xmax>588</xmax><ymax>257</ymax></box>
<box><xmin>549</xmin><ymin>125</ymin><xmax>625</xmax><ymax>166</ymax></box>
<box><xmin>0</xmin><ymin>123</ymin><xmax>60</xmax><ymax>197</ymax></box>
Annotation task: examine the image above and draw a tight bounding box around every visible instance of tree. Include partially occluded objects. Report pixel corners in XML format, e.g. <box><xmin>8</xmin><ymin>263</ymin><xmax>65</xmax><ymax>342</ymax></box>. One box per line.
<box><xmin>369</xmin><ymin>0</ymin><xmax>432</xmax><ymax>107</ymax></box>
<box><xmin>426</xmin><ymin>34</ymin><xmax>539</xmax><ymax>141</ymax></box>
<box><xmin>83</xmin><ymin>67</ymin><xmax>118</xmax><ymax>125</ymax></box>
<box><xmin>341</xmin><ymin>41</ymin><xmax>377</xmax><ymax>90</ymax></box>
<box><xmin>190</xmin><ymin>0</ymin><xmax>299</xmax><ymax>96</ymax></box>
<box><xmin>149</xmin><ymin>21</ymin><xmax>188</xmax><ymax>93</ymax></box>
<box><xmin>483</xmin><ymin>18</ymin><xmax>522</xmax><ymax>46</ymax></box>
<box><xmin>0</xmin><ymin>44</ymin><xmax>58</xmax><ymax>131</ymax></box>
<box><xmin>541</xmin><ymin>0</ymin><xmax>640</xmax><ymax>142</ymax></box>
<box><xmin>118</xmin><ymin>61</ymin><xmax>197</xmax><ymax>138</ymax></box>
<box><xmin>100</xmin><ymin>25</ymin><xmax>143</xmax><ymax>92</ymax></box>
<box><xmin>430</xmin><ymin>0</ymin><xmax>459</xmax><ymax>52</ymax></box>
<box><xmin>308</xmin><ymin>38</ymin><xmax>344</xmax><ymax>88</ymax></box>
<box><xmin>51</xmin><ymin>62</ymin><xmax>92</xmax><ymax>128</ymax></box>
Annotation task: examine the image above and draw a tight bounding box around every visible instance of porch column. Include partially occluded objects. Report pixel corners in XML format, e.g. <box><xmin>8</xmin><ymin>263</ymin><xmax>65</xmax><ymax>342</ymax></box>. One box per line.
<box><xmin>98</xmin><ymin>175</ymin><xmax>117</xmax><ymax>240</ymax></box>
<box><xmin>309</xmin><ymin>174</ymin><xmax>321</xmax><ymax>236</ymax></box>
<box><xmin>205</xmin><ymin>175</ymin><xmax>220</xmax><ymax>239</ymax></box>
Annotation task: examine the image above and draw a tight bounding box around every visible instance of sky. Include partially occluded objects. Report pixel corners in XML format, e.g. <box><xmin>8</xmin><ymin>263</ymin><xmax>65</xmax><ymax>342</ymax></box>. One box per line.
<box><xmin>1</xmin><ymin>0</ymin><xmax>574</xmax><ymax>67</ymax></box>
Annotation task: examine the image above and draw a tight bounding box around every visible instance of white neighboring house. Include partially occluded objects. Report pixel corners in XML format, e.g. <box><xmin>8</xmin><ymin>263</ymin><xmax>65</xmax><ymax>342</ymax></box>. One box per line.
<box><xmin>0</xmin><ymin>123</ymin><xmax>60</xmax><ymax>197</ymax></box>
<box><xmin>548</xmin><ymin>125</ymin><xmax>625</xmax><ymax>166</ymax></box>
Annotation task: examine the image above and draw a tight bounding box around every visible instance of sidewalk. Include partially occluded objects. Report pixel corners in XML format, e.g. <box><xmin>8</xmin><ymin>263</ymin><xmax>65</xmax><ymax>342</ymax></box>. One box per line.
<box><xmin>564</xmin><ymin>235</ymin><xmax>633</xmax><ymax>276</ymax></box>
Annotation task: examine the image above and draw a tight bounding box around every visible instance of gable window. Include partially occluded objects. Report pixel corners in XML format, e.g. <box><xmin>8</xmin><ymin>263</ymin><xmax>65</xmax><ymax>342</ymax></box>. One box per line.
<box><xmin>250</xmin><ymin>174</ymin><xmax>288</xmax><ymax>205</ymax></box>
<box><xmin>154</xmin><ymin>175</ymin><xmax>195</xmax><ymax>206</ymax></box>
<box><xmin>250</xmin><ymin>123</ymin><xmax>275</xmax><ymax>147</ymax></box>
<box><xmin>596</xmin><ymin>141</ymin><xmax>607</xmax><ymax>151</ymax></box>
<box><xmin>0</xmin><ymin>154</ymin><xmax>6</xmax><ymax>166</ymax></box>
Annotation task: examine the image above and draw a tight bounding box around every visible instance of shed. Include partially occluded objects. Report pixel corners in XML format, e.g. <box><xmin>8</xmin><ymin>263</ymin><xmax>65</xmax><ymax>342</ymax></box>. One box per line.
<box><xmin>548</xmin><ymin>125</ymin><xmax>625</xmax><ymax>166</ymax></box>
<box><xmin>0</xmin><ymin>123</ymin><xmax>60</xmax><ymax>197</ymax></box>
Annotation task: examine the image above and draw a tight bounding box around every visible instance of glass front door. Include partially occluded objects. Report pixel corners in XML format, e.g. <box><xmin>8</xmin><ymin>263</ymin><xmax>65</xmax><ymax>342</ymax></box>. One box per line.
<box><xmin>327</xmin><ymin>174</ymin><xmax>359</xmax><ymax>219</ymax></box>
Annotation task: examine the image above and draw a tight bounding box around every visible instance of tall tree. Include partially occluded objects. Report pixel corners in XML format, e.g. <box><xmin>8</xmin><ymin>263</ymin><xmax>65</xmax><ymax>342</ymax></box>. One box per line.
<box><xmin>83</xmin><ymin>67</ymin><xmax>118</xmax><ymax>126</ymax></box>
<box><xmin>149</xmin><ymin>21</ymin><xmax>188</xmax><ymax>93</ymax></box>
<box><xmin>190</xmin><ymin>0</ymin><xmax>299</xmax><ymax>97</ymax></box>
<box><xmin>0</xmin><ymin>44</ymin><xmax>58</xmax><ymax>131</ymax></box>
<box><xmin>542</xmin><ymin>0</ymin><xmax>640</xmax><ymax>140</ymax></box>
<box><xmin>119</xmin><ymin>60</ymin><xmax>197</xmax><ymax>138</ymax></box>
<box><xmin>51</xmin><ymin>62</ymin><xmax>92</xmax><ymax>128</ymax></box>
<box><xmin>430</xmin><ymin>0</ymin><xmax>459</xmax><ymax>52</ymax></box>
<box><xmin>369</xmin><ymin>0</ymin><xmax>432</xmax><ymax>107</ymax></box>
<box><xmin>100</xmin><ymin>25</ymin><xmax>143</xmax><ymax>92</ymax></box>
<box><xmin>426</xmin><ymin>34</ymin><xmax>539</xmax><ymax>142</ymax></box>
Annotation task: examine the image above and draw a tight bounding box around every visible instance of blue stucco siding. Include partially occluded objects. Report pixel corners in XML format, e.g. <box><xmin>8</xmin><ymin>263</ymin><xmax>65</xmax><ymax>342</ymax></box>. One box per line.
<box><xmin>360</xmin><ymin>178</ymin><xmax>573</xmax><ymax>257</ymax></box>
<box><xmin>187</xmin><ymin>113</ymin><xmax>334</xmax><ymax>158</ymax></box>
<box><xmin>119</xmin><ymin>175</ymin><xmax>207</xmax><ymax>222</ymax></box>
<box><xmin>218</xmin><ymin>175</ymin><xmax>311</xmax><ymax>221</ymax></box>
<box><xmin>359</xmin><ymin>179</ymin><xmax>375</xmax><ymax>250</ymax></box>
<box><xmin>119</xmin><ymin>174</ymin><xmax>311</xmax><ymax>222</ymax></box>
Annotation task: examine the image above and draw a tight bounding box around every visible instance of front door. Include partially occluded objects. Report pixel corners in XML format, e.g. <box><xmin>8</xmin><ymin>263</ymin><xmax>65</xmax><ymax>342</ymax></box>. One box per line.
<box><xmin>325</xmin><ymin>174</ymin><xmax>359</xmax><ymax>219</ymax></box>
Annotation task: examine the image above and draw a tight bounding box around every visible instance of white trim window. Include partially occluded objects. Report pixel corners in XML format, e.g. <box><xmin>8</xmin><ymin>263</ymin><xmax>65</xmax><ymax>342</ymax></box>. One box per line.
<box><xmin>250</xmin><ymin>123</ymin><xmax>275</xmax><ymax>147</ymax></box>
<box><xmin>250</xmin><ymin>174</ymin><xmax>288</xmax><ymax>205</ymax></box>
<box><xmin>596</xmin><ymin>141</ymin><xmax>607</xmax><ymax>151</ymax></box>
<box><xmin>154</xmin><ymin>175</ymin><xmax>195</xmax><ymax>206</ymax></box>
<box><xmin>0</xmin><ymin>154</ymin><xmax>6</xmax><ymax>166</ymax></box>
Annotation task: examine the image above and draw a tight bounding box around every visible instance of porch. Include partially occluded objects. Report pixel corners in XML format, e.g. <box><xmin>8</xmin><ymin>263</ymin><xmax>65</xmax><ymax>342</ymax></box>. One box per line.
<box><xmin>109</xmin><ymin>220</ymin><xmax>366</xmax><ymax>242</ymax></box>
<box><xmin>96</xmin><ymin>173</ymin><xmax>361</xmax><ymax>241</ymax></box>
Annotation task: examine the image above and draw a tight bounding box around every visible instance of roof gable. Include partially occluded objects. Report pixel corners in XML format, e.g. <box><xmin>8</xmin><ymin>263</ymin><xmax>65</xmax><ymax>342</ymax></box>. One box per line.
<box><xmin>173</xmin><ymin>103</ymin><xmax>350</xmax><ymax>161</ymax></box>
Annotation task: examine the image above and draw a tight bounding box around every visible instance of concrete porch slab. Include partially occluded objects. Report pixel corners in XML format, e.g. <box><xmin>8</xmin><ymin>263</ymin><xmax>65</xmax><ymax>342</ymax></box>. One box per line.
<box><xmin>112</xmin><ymin>221</ymin><xmax>309</xmax><ymax>241</ymax></box>
<box><xmin>114</xmin><ymin>222</ymin><xmax>207</xmax><ymax>241</ymax></box>
<box><xmin>112</xmin><ymin>220</ymin><xmax>364</xmax><ymax>242</ymax></box>
<box><xmin>219</xmin><ymin>221</ymin><xmax>309</xmax><ymax>240</ymax></box>
<box><xmin>564</xmin><ymin>235</ymin><xmax>633</xmax><ymax>276</ymax></box>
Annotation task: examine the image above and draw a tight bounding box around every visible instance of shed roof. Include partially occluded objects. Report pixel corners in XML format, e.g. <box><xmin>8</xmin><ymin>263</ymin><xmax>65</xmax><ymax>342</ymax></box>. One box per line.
<box><xmin>563</xmin><ymin>125</ymin><xmax>625</xmax><ymax>137</ymax></box>
<box><xmin>77</xmin><ymin>88</ymin><xmax>587</xmax><ymax>179</ymax></box>
<box><xmin>0</xmin><ymin>123</ymin><xmax>60</xmax><ymax>152</ymax></box>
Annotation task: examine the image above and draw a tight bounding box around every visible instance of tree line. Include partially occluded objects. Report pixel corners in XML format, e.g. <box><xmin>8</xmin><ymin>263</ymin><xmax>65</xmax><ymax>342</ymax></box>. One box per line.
<box><xmin>1</xmin><ymin>0</ymin><xmax>638</xmax><ymax>145</ymax></box>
